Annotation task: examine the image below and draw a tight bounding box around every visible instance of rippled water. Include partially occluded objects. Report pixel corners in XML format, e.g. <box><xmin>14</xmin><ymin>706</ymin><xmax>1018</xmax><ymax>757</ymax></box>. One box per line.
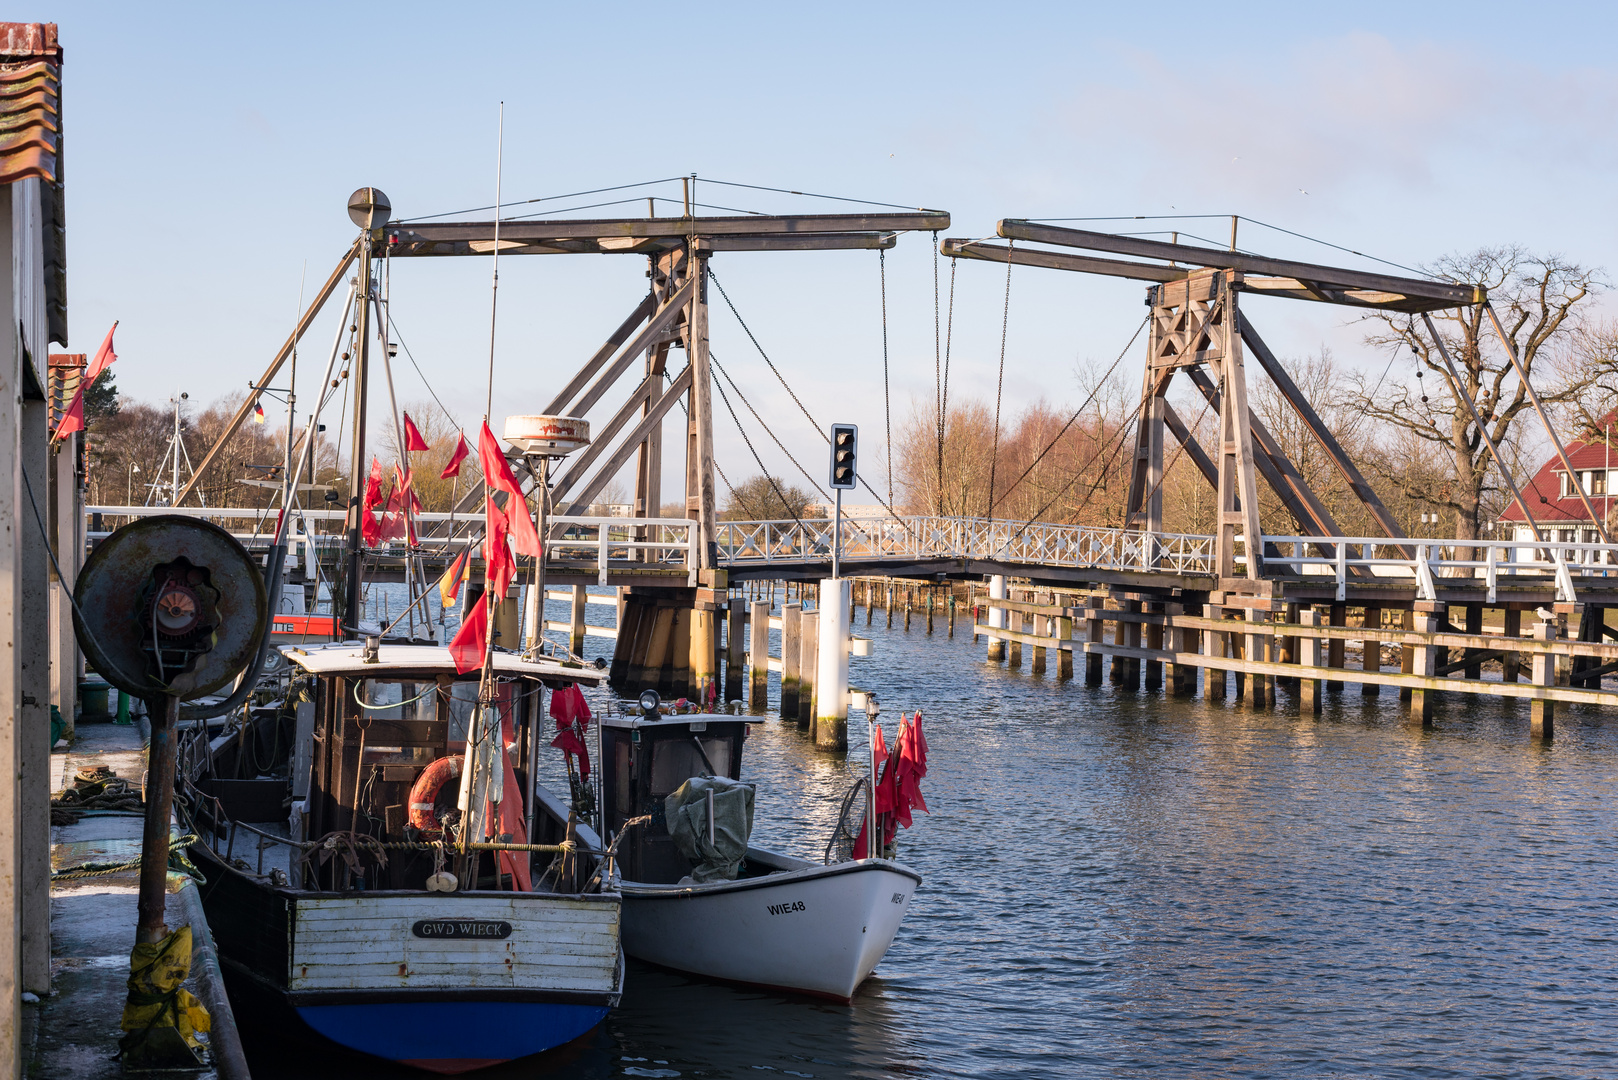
<box><xmin>245</xmin><ymin>590</ymin><xmax>1618</xmax><ymax>1078</ymax></box>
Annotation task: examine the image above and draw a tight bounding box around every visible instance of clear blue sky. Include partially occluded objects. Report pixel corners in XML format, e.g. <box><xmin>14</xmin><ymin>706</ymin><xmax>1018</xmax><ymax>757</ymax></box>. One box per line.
<box><xmin>49</xmin><ymin>1</ymin><xmax>1618</xmax><ymax>500</ymax></box>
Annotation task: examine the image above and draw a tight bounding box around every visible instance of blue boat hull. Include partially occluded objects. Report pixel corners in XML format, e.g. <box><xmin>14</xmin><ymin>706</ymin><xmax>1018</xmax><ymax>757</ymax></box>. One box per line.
<box><xmin>296</xmin><ymin>999</ymin><xmax>610</xmax><ymax>1074</ymax></box>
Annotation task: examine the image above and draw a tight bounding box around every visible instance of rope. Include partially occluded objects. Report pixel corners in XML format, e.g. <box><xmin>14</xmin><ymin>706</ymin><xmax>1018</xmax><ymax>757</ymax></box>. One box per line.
<box><xmin>986</xmin><ymin>240</ymin><xmax>1015</xmax><ymax>517</ymax></box>
<box><xmin>707</xmin><ymin>267</ymin><xmax>914</xmax><ymax>530</ymax></box>
<box><xmin>1007</xmin><ymin>396</ymin><xmax>1146</xmax><ymax>541</ymax></box>
<box><xmin>353</xmin><ymin>681</ymin><xmax>438</xmax><ymax>711</ymax></box>
<box><xmin>880</xmin><ymin>248</ymin><xmax>892</xmax><ymax>509</ymax></box>
<box><xmin>710</xmin><ymin>359</ymin><xmax>808</xmax><ymax>531</ymax></box>
<box><xmin>51</xmin><ymin>766</ymin><xmax>143</xmax><ymax>825</ymax></box>
<box><xmin>52</xmin><ymin>833</ymin><xmax>200</xmax><ymax>882</ymax></box>
<box><xmin>988</xmin><ymin>312</ymin><xmax>1150</xmax><ymax>516</ymax></box>
<box><xmin>709</xmin><ymin>355</ymin><xmax>832</xmax><ymax>506</ymax></box>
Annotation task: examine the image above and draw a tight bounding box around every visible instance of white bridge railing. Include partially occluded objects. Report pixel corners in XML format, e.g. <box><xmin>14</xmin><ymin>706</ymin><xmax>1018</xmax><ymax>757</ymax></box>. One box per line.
<box><xmin>87</xmin><ymin>506</ymin><xmax>1618</xmax><ymax>599</ymax></box>
<box><xmin>714</xmin><ymin>516</ymin><xmax>1218</xmax><ymax>575</ymax></box>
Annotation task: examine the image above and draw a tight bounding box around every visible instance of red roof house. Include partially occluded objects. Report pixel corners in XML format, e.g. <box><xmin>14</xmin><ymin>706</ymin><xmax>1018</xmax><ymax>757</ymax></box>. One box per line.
<box><xmin>1497</xmin><ymin>412</ymin><xmax>1618</xmax><ymax>542</ymax></box>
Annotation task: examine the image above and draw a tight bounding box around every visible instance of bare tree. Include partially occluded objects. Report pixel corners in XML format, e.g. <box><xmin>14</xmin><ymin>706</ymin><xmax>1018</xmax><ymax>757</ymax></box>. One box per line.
<box><xmin>1350</xmin><ymin>247</ymin><xmax>1606</xmax><ymax>545</ymax></box>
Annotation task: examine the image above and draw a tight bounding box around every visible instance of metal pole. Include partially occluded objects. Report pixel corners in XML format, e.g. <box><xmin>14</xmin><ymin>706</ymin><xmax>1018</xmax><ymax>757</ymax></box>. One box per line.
<box><xmin>525</xmin><ymin>456</ymin><xmax>550</xmax><ymax>845</ymax></box>
<box><xmin>866</xmin><ymin>707</ymin><xmax>878</xmax><ymax>860</ymax></box>
<box><xmin>833</xmin><ymin>486</ymin><xmax>842</xmax><ymax>579</ymax></box>
<box><xmin>136</xmin><ymin>694</ymin><xmax>180</xmax><ymax>942</ymax></box>
<box><xmin>485</xmin><ymin>102</ymin><xmax>504</xmax><ymax>422</ymax></box>
<box><xmin>170</xmin><ymin>398</ymin><xmax>181</xmax><ymax>506</ymax></box>
<box><xmin>344</xmin><ymin>236</ymin><xmax>374</xmax><ymax>632</ymax></box>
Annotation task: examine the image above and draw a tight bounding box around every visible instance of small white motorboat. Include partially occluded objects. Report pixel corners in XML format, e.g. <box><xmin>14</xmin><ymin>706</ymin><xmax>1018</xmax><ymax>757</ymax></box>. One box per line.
<box><xmin>601</xmin><ymin>692</ymin><xmax>922</xmax><ymax>1002</ymax></box>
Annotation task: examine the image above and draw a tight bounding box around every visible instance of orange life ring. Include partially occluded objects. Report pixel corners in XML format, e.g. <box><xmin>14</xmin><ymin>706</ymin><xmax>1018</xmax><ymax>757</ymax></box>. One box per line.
<box><xmin>408</xmin><ymin>754</ymin><xmax>463</xmax><ymax>836</ymax></box>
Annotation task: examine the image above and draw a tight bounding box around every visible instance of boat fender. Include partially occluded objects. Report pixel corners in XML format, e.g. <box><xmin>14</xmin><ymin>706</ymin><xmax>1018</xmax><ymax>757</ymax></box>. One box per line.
<box><xmin>408</xmin><ymin>755</ymin><xmax>463</xmax><ymax>836</ymax></box>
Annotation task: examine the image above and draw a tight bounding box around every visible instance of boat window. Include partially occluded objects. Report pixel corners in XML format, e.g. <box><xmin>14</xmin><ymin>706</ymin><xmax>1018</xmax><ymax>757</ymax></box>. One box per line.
<box><xmin>445</xmin><ymin>679</ymin><xmax>517</xmax><ymax>742</ymax></box>
<box><xmin>354</xmin><ymin>680</ymin><xmax>435</xmax><ymax>722</ymax></box>
<box><xmin>649</xmin><ymin>737</ymin><xmax>732</xmax><ymax>793</ymax></box>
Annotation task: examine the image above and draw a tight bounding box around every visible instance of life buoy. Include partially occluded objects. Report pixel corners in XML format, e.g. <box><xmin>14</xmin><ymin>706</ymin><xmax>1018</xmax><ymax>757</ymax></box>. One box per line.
<box><xmin>408</xmin><ymin>754</ymin><xmax>463</xmax><ymax>836</ymax></box>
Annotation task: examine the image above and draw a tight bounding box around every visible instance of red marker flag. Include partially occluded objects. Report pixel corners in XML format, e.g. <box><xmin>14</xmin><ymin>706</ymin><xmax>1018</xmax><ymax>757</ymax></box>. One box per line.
<box><xmin>403</xmin><ymin>412</ymin><xmax>429</xmax><ymax>452</ymax></box>
<box><xmin>360</xmin><ymin>457</ymin><xmax>384</xmax><ymax>547</ymax></box>
<box><xmin>448</xmin><ymin>593</ymin><xmax>489</xmax><ymax>674</ymax></box>
<box><xmin>484</xmin><ymin>499</ymin><xmax>516</xmax><ymax>599</ymax></box>
<box><xmin>52</xmin><ymin>321</ymin><xmax>118</xmax><ymax>441</ymax></box>
<box><xmin>440</xmin><ymin>433</ymin><xmax>470</xmax><ymax>479</ymax></box>
<box><xmin>478</xmin><ymin>421</ymin><xmax>541</xmax><ymax>558</ymax></box>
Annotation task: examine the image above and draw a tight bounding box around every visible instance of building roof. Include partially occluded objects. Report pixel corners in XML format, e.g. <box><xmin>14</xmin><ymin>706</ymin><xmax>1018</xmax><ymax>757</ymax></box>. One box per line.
<box><xmin>1498</xmin><ymin>411</ymin><xmax>1618</xmax><ymax>525</ymax></box>
<box><xmin>0</xmin><ymin>23</ymin><xmax>60</xmax><ymax>185</ymax></box>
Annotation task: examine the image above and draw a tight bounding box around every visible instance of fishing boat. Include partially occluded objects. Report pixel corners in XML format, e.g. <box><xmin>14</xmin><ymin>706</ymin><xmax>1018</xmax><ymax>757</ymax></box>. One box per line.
<box><xmin>603</xmin><ymin>691</ymin><xmax>925</xmax><ymax>1002</ymax></box>
<box><xmin>180</xmin><ymin>642</ymin><xmax>622</xmax><ymax>1074</ymax></box>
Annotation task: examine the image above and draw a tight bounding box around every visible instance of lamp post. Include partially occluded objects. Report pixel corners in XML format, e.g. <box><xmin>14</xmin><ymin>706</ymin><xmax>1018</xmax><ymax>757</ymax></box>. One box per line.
<box><xmin>127</xmin><ymin>463</ymin><xmax>140</xmax><ymax>505</ymax></box>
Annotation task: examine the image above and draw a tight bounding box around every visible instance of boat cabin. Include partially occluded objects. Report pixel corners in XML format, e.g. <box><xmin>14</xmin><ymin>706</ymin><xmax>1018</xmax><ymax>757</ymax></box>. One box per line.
<box><xmin>229</xmin><ymin>642</ymin><xmax>604</xmax><ymax>891</ymax></box>
<box><xmin>599</xmin><ymin>707</ymin><xmax>754</xmax><ymax>884</ymax></box>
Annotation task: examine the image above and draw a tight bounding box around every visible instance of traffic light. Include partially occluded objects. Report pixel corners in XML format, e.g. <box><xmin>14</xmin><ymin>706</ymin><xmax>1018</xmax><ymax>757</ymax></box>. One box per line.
<box><xmin>829</xmin><ymin>423</ymin><xmax>857</xmax><ymax>490</ymax></box>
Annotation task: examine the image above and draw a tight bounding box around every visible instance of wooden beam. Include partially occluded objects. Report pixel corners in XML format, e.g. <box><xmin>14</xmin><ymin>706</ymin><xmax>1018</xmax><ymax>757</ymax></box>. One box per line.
<box><xmin>1238</xmin><ymin>313</ymin><xmax>1411</xmax><ymax>552</ymax></box>
<box><xmin>561</xmin><ymin>366</ymin><xmax>693</xmax><ymax>515</ymax></box>
<box><xmin>550</xmin><ymin>375</ymin><xmax>658</xmax><ymax>503</ymax></box>
<box><xmin>996</xmin><ymin>220</ymin><xmax>1482</xmax><ymax>308</ymax></box>
<box><xmin>542</xmin><ymin>292</ymin><xmax>656</xmax><ymax>415</ymax></box>
<box><xmin>387</xmin><ymin>212</ymin><xmax>949</xmax><ymax>247</ymax></box>
<box><xmin>176</xmin><ymin>240</ymin><xmax>360</xmax><ymax>505</ymax></box>
<box><xmin>568</xmin><ymin>275</ymin><xmax>697</xmax><ymax>419</ymax></box>
<box><xmin>386</xmin><ymin>233</ymin><xmax>903</xmax><ymax>257</ymax></box>
<box><xmin>1160</xmin><ymin>400</ymin><xmax>1218</xmax><ymax>487</ymax></box>
<box><xmin>708</xmin><ymin>233</ymin><xmax>897</xmax><ymax>252</ymax></box>
<box><xmin>941</xmin><ymin>238</ymin><xmax>1182</xmax><ymax>282</ymax></box>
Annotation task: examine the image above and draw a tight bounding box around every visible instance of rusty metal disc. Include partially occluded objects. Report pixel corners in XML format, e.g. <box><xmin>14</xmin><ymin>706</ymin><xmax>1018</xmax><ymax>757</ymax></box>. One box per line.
<box><xmin>74</xmin><ymin>516</ymin><xmax>268</xmax><ymax>699</ymax></box>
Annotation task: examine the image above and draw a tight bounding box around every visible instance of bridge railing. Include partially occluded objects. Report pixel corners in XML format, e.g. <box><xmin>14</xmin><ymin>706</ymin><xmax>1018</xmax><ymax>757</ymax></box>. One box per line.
<box><xmin>714</xmin><ymin>515</ymin><xmax>1218</xmax><ymax>574</ymax></box>
<box><xmin>1265</xmin><ymin>534</ymin><xmax>1618</xmax><ymax>603</ymax></box>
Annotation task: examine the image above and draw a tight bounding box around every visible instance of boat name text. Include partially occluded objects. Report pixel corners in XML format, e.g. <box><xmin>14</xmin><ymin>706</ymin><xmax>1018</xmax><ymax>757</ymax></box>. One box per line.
<box><xmin>411</xmin><ymin>919</ymin><xmax>514</xmax><ymax>939</ymax></box>
<box><xmin>766</xmin><ymin>900</ymin><xmax>806</xmax><ymax>916</ymax></box>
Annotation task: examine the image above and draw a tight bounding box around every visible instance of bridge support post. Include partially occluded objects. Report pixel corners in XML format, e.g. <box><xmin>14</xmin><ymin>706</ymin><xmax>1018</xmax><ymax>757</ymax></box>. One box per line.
<box><xmin>725</xmin><ymin>596</ymin><xmax>745</xmax><ymax>704</ymax></box>
<box><xmin>1399</xmin><ymin>608</ymin><xmax>1415</xmax><ymax>703</ymax></box>
<box><xmin>1530</xmin><ymin>618</ymin><xmax>1557</xmax><ymax>739</ymax></box>
<box><xmin>1466</xmin><ymin>604</ymin><xmax>1487</xmax><ymax>681</ymax></box>
<box><xmin>986</xmin><ymin>575</ymin><xmax>1006</xmax><ymax>662</ymax></box>
<box><xmin>1360</xmin><ymin>605</ymin><xmax>1382</xmax><ymax>696</ymax></box>
<box><xmin>1057</xmin><ymin>613</ymin><xmax>1074</xmax><ymax>679</ymax></box>
<box><xmin>780</xmin><ymin>602</ymin><xmax>802</xmax><ymax>719</ymax></box>
<box><xmin>1245</xmin><ymin>608</ymin><xmax>1269</xmax><ymax>708</ymax></box>
<box><xmin>1299</xmin><ymin>608</ymin><xmax>1323</xmax><ymax>715</ymax></box>
<box><xmin>689</xmin><ymin>608</ymin><xmax>718</xmax><ymax>705</ymax></box>
<box><xmin>570</xmin><ymin>584</ymin><xmax>588</xmax><ymax>657</ymax></box>
<box><xmin>1328</xmin><ymin>601</ymin><xmax>1346</xmax><ymax>692</ymax></box>
<box><xmin>1031</xmin><ymin>611</ymin><xmax>1047</xmax><ymax>675</ymax></box>
<box><xmin>1144</xmin><ymin>603</ymin><xmax>1163</xmax><ymax>691</ymax></box>
<box><xmin>1121</xmin><ymin>600</ymin><xmax>1141</xmax><ymax>690</ymax></box>
<box><xmin>748</xmin><ymin>599</ymin><xmax>770</xmax><ymax>711</ymax></box>
<box><xmin>1409</xmin><ymin>608</ymin><xmax>1441</xmax><ymax>726</ymax></box>
<box><xmin>1277</xmin><ymin>604</ymin><xmax>1299</xmax><ymax>693</ymax></box>
<box><xmin>1007</xmin><ymin>608</ymin><xmax>1023</xmax><ymax>670</ymax></box>
<box><xmin>1502</xmin><ymin>608</ymin><xmax>1522</xmax><ymax>682</ymax></box>
<box><xmin>816</xmin><ymin>579</ymin><xmax>851</xmax><ymax>750</ymax></box>
<box><xmin>1203</xmin><ymin>604</ymin><xmax>1227</xmax><ymax>699</ymax></box>
<box><xmin>799</xmin><ymin>610</ymin><xmax>819</xmax><ymax>732</ymax></box>
<box><xmin>1085</xmin><ymin>604</ymin><xmax>1104</xmax><ymax>685</ymax></box>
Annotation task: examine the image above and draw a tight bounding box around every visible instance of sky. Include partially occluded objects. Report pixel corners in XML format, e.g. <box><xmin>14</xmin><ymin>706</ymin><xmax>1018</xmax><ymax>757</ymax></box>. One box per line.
<box><xmin>46</xmin><ymin>1</ymin><xmax>1618</xmax><ymax>505</ymax></box>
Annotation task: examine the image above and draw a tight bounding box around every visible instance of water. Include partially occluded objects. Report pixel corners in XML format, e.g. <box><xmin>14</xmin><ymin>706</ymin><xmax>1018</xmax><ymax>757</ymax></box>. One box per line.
<box><xmin>244</xmin><ymin>592</ymin><xmax>1618</xmax><ymax>1078</ymax></box>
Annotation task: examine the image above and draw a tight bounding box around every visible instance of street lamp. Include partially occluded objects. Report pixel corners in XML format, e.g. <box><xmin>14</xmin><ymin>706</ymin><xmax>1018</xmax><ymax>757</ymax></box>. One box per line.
<box><xmin>127</xmin><ymin>463</ymin><xmax>140</xmax><ymax>505</ymax></box>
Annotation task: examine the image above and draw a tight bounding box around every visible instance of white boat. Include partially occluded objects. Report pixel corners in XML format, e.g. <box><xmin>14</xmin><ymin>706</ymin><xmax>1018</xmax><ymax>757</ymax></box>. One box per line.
<box><xmin>599</xmin><ymin>698</ymin><xmax>921</xmax><ymax>1002</ymax></box>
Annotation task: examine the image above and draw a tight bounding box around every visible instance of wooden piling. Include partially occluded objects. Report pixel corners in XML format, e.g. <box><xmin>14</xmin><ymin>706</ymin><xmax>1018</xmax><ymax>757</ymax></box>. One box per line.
<box><xmin>1327</xmin><ymin>601</ymin><xmax>1346</xmax><ymax>691</ymax></box>
<box><xmin>886</xmin><ymin>582</ymin><xmax>894</xmax><ymax>629</ymax></box>
<box><xmin>866</xmin><ymin>580</ymin><xmax>874</xmax><ymax>625</ymax></box>
<box><xmin>1503</xmin><ymin>607</ymin><xmax>1523</xmax><ymax>682</ymax></box>
<box><xmin>1465</xmin><ymin>604</ymin><xmax>1485</xmax><ymax>681</ymax></box>
<box><xmin>1030</xmin><ymin>612</ymin><xmax>1047</xmax><ymax>675</ymax></box>
<box><xmin>725</xmin><ymin>596</ymin><xmax>745</xmax><ymax>703</ymax></box>
<box><xmin>1057</xmin><ymin>612</ymin><xmax>1073</xmax><ymax>679</ymax></box>
<box><xmin>1007</xmin><ymin>609</ymin><xmax>1023</xmax><ymax>669</ymax></box>
<box><xmin>1085</xmin><ymin>604</ymin><xmax>1104</xmax><ymax>685</ymax></box>
<box><xmin>799</xmin><ymin>609</ymin><xmax>819</xmax><ymax>732</ymax></box>
<box><xmin>1245</xmin><ymin>609</ymin><xmax>1269</xmax><ymax>708</ymax></box>
<box><xmin>689</xmin><ymin>607</ymin><xmax>718</xmax><ymax>706</ymax></box>
<box><xmin>1121</xmin><ymin>600</ymin><xmax>1141</xmax><ymax>690</ymax></box>
<box><xmin>1204</xmin><ymin>604</ymin><xmax>1227</xmax><ymax>699</ymax></box>
<box><xmin>570</xmin><ymin>584</ymin><xmax>588</xmax><ymax>657</ymax></box>
<box><xmin>748</xmin><ymin>599</ymin><xmax>769</xmax><ymax>710</ymax></box>
<box><xmin>1408</xmin><ymin>608</ymin><xmax>1440</xmax><ymax>725</ymax></box>
<box><xmin>1399</xmin><ymin>608</ymin><xmax>1415</xmax><ymax>703</ymax></box>
<box><xmin>1144</xmin><ymin>603</ymin><xmax>1163</xmax><ymax>691</ymax></box>
<box><xmin>1361</xmin><ymin>605</ymin><xmax>1382</xmax><ymax>696</ymax></box>
<box><xmin>780</xmin><ymin>602</ymin><xmax>802</xmax><ymax>719</ymax></box>
<box><xmin>1299</xmin><ymin>607</ymin><xmax>1323</xmax><ymax>714</ymax></box>
<box><xmin>667</xmin><ymin>606</ymin><xmax>692</xmax><ymax>697</ymax></box>
<box><xmin>1531</xmin><ymin>618</ymin><xmax>1557</xmax><ymax>738</ymax></box>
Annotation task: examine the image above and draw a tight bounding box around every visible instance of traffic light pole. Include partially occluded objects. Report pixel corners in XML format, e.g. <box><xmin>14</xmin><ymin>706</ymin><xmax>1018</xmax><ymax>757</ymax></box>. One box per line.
<box><xmin>833</xmin><ymin>486</ymin><xmax>841</xmax><ymax>579</ymax></box>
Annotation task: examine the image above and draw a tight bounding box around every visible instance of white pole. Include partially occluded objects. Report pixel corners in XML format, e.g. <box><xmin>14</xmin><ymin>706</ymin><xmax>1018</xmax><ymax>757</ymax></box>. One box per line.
<box><xmin>815</xmin><ymin>577</ymin><xmax>851</xmax><ymax>746</ymax></box>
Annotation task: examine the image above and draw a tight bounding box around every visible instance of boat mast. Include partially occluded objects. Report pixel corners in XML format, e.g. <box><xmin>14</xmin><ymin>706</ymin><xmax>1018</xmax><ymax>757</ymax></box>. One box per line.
<box><xmin>342</xmin><ymin>187</ymin><xmax>390</xmax><ymax>634</ymax></box>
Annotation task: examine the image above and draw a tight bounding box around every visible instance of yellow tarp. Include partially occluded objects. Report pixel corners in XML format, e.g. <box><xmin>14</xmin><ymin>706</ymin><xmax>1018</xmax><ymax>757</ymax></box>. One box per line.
<box><xmin>119</xmin><ymin>925</ymin><xmax>211</xmax><ymax>1052</ymax></box>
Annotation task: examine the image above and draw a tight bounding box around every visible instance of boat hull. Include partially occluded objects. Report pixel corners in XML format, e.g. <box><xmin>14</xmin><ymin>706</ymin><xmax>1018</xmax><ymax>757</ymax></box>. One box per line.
<box><xmin>621</xmin><ymin>853</ymin><xmax>920</xmax><ymax>1001</ymax></box>
<box><xmin>296</xmin><ymin>999</ymin><xmax>610</xmax><ymax>1075</ymax></box>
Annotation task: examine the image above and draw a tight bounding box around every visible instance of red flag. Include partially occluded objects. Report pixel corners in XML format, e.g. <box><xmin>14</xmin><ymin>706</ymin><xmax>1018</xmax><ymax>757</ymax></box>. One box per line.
<box><xmin>380</xmin><ymin>465</ymin><xmax>419</xmax><ymax>546</ymax></box>
<box><xmin>440</xmin><ymin>433</ymin><xmax>470</xmax><ymax>479</ymax></box>
<box><xmin>448</xmin><ymin>593</ymin><xmax>489</xmax><ymax>674</ymax></box>
<box><xmin>490</xmin><ymin>708</ymin><xmax>532</xmax><ymax>891</ymax></box>
<box><xmin>403</xmin><ymin>412</ymin><xmax>430</xmax><ymax>453</ymax></box>
<box><xmin>478</xmin><ymin>422</ymin><xmax>542</xmax><ymax>558</ymax></box>
<box><xmin>549</xmin><ymin>685</ymin><xmax>593</xmax><ymax>778</ymax></box>
<box><xmin>52</xmin><ymin>321</ymin><xmax>118</xmax><ymax>442</ymax></box>
<box><xmin>360</xmin><ymin>457</ymin><xmax>384</xmax><ymax>547</ymax></box>
<box><xmin>484</xmin><ymin>500</ymin><xmax>516</xmax><ymax>599</ymax></box>
<box><xmin>379</xmin><ymin>484</ymin><xmax>407</xmax><ymax>542</ymax></box>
